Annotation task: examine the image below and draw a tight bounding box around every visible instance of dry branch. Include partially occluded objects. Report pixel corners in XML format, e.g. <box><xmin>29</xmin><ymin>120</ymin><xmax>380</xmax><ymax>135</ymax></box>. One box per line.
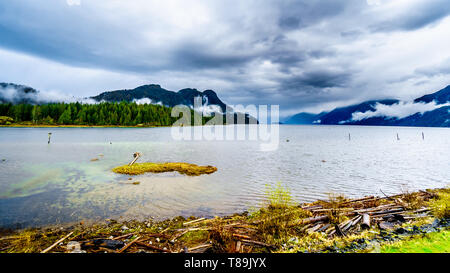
<box><xmin>117</xmin><ymin>236</ymin><xmax>141</xmax><ymax>253</ymax></box>
<box><xmin>41</xmin><ymin>231</ymin><xmax>74</xmax><ymax>253</ymax></box>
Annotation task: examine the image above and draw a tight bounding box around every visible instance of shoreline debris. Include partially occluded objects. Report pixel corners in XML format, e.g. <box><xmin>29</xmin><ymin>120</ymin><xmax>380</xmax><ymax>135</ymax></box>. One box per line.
<box><xmin>1</xmin><ymin>188</ymin><xmax>448</xmax><ymax>253</ymax></box>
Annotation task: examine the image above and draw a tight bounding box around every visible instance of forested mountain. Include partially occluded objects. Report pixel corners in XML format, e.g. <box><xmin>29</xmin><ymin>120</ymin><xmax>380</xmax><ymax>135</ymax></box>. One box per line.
<box><xmin>92</xmin><ymin>84</ymin><xmax>228</xmax><ymax>112</ymax></box>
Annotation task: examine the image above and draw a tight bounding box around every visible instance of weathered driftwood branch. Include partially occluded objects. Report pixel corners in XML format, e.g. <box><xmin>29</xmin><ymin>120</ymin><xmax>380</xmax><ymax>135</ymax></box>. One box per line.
<box><xmin>41</xmin><ymin>231</ymin><xmax>74</xmax><ymax>253</ymax></box>
<box><xmin>341</xmin><ymin>196</ymin><xmax>375</xmax><ymax>205</ymax></box>
<box><xmin>117</xmin><ymin>236</ymin><xmax>141</xmax><ymax>253</ymax></box>
<box><xmin>316</xmin><ymin>224</ymin><xmax>330</xmax><ymax>233</ymax></box>
<box><xmin>183</xmin><ymin>218</ymin><xmax>206</xmax><ymax>226</ymax></box>
<box><xmin>112</xmin><ymin>232</ymin><xmax>138</xmax><ymax>240</ymax></box>
<box><xmin>171</xmin><ymin>230</ymin><xmax>189</xmax><ymax>241</ymax></box>
<box><xmin>334</xmin><ymin>224</ymin><xmax>346</xmax><ymax>237</ymax></box>
<box><xmin>135</xmin><ymin>241</ymin><xmax>171</xmax><ymax>253</ymax></box>
<box><xmin>290</xmin><ymin>215</ymin><xmax>329</xmax><ymax>227</ymax></box>
<box><xmin>301</xmin><ymin>205</ymin><xmax>322</xmax><ymax>210</ymax></box>
<box><xmin>188</xmin><ymin>244</ymin><xmax>213</xmax><ymax>253</ymax></box>
<box><xmin>233</xmin><ymin>233</ymin><xmax>251</xmax><ymax>240</ymax></box>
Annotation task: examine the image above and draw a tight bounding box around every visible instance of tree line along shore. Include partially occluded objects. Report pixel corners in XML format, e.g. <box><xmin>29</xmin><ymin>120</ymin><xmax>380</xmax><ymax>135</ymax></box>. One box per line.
<box><xmin>0</xmin><ymin>102</ymin><xmax>210</xmax><ymax>127</ymax></box>
<box><xmin>0</xmin><ymin>186</ymin><xmax>448</xmax><ymax>253</ymax></box>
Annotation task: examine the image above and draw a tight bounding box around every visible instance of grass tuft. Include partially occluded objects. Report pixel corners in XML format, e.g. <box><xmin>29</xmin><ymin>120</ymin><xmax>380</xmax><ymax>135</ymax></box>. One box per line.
<box><xmin>429</xmin><ymin>188</ymin><xmax>450</xmax><ymax>219</ymax></box>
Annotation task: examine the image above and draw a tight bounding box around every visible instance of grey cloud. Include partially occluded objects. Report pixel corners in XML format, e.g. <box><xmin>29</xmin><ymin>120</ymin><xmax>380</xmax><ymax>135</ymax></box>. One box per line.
<box><xmin>415</xmin><ymin>59</ymin><xmax>450</xmax><ymax>77</ymax></box>
<box><xmin>371</xmin><ymin>0</ymin><xmax>450</xmax><ymax>32</ymax></box>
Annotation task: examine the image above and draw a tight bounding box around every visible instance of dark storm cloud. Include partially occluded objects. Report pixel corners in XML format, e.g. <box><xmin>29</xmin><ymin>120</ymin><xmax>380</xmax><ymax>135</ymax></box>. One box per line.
<box><xmin>278</xmin><ymin>16</ymin><xmax>302</xmax><ymax>30</ymax></box>
<box><xmin>281</xmin><ymin>70</ymin><xmax>352</xmax><ymax>90</ymax></box>
<box><xmin>0</xmin><ymin>0</ymin><xmax>449</xmax><ymax>115</ymax></box>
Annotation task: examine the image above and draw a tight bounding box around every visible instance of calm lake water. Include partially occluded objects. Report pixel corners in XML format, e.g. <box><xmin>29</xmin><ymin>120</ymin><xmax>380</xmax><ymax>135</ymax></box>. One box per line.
<box><xmin>0</xmin><ymin>125</ymin><xmax>449</xmax><ymax>228</ymax></box>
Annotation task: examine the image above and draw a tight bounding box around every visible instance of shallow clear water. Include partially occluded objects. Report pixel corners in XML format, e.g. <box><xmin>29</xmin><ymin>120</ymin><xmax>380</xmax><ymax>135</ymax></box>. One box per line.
<box><xmin>0</xmin><ymin>125</ymin><xmax>449</xmax><ymax>228</ymax></box>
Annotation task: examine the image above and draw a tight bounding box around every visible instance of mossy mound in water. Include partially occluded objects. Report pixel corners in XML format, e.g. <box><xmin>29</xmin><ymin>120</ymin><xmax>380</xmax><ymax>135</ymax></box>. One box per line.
<box><xmin>112</xmin><ymin>162</ymin><xmax>217</xmax><ymax>176</ymax></box>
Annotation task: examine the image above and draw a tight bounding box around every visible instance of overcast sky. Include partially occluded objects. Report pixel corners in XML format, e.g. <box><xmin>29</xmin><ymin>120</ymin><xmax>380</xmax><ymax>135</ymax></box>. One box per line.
<box><xmin>1</xmin><ymin>0</ymin><xmax>450</xmax><ymax>116</ymax></box>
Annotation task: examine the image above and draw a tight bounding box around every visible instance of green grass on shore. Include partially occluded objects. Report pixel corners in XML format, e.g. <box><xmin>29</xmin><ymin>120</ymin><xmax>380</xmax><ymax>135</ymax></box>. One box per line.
<box><xmin>380</xmin><ymin>230</ymin><xmax>450</xmax><ymax>253</ymax></box>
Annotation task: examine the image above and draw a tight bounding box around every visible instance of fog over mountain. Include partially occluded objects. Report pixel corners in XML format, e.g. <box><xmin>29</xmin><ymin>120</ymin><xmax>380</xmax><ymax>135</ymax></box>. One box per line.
<box><xmin>0</xmin><ymin>83</ymin><xmax>95</xmax><ymax>104</ymax></box>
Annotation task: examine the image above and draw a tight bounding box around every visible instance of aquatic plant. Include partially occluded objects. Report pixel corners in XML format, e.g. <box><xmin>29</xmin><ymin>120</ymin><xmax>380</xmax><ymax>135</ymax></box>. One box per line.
<box><xmin>264</xmin><ymin>182</ymin><xmax>294</xmax><ymax>209</ymax></box>
<box><xmin>112</xmin><ymin>162</ymin><xmax>217</xmax><ymax>176</ymax></box>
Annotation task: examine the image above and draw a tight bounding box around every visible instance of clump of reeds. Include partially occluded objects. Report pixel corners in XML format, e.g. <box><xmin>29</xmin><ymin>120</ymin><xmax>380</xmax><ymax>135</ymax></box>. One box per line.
<box><xmin>252</xmin><ymin>183</ymin><xmax>310</xmax><ymax>247</ymax></box>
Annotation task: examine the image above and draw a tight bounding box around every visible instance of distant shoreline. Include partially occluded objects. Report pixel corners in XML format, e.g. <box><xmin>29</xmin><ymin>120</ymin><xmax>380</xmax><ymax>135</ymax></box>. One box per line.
<box><xmin>0</xmin><ymin>124</ymin><xmax>169</xmax><ymax>128</ymax></box>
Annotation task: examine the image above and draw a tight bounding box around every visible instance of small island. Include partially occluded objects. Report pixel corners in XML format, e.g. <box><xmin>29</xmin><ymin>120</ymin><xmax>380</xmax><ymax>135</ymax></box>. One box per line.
<box><xmin>112</xmin><ymin>162</ymin><xmax>218</xmax><ymax>176</ymax></box>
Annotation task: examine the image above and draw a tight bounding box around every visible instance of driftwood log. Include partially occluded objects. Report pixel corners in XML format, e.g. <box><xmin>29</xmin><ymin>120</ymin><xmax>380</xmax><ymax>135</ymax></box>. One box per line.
<box><xmin>361</xmin><ymin>214</ymin><xmax>371</xmax><ymax>229</ymax></box>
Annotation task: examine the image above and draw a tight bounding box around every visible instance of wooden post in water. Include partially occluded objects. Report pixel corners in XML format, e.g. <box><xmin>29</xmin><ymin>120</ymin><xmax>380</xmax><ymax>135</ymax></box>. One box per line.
<box><xmin>48</xmin><ymin>132</ymin><xmax>52</xmax><ymax>144</ymax></box>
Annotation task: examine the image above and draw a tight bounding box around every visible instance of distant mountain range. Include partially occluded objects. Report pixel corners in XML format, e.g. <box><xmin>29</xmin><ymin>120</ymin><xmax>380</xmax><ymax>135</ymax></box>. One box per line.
<box><xmin>2</xmin><ymin>82</ymin><xmax>450</xmax><ymax>127</ymax></box>
<box><xmin>284</xmin><ymin>85</ymin><xmax>450</xmax><ymax>127</ymax></box>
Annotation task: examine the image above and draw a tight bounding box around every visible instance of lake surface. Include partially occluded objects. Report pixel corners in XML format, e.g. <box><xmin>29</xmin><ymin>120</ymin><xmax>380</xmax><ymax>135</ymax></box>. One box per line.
<box><xmin>0</xmin><ymin>125</ymin><xmax>449</xmax><ymax>228</ymax></box>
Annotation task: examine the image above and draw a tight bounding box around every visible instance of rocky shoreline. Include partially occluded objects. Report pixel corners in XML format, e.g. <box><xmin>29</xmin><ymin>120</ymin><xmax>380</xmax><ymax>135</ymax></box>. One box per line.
<box><xmin>0</xmin><ymin>187</ymin><xmax>448</xmax><ymax>253</ymax></box>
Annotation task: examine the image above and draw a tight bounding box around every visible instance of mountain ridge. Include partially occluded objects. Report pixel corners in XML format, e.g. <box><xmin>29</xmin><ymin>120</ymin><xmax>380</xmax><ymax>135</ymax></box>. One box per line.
<box><xmin>92</xmin><ymin>84</ymin><xmax>228</xmax><ymax>112</ymax></box>
<box><xmin>285</xmin><ymin>85</ymin><xmax>450</xmax><ymax>127</ymax></box>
